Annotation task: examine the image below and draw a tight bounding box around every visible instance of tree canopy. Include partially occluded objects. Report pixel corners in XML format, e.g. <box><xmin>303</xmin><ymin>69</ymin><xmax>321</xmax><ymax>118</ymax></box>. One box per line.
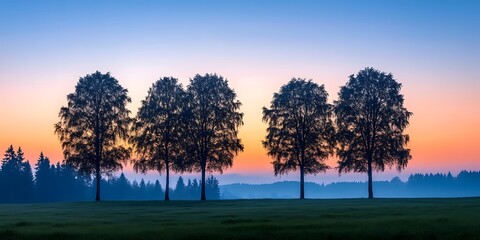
<box><xmin>54</xmin><ymin>71</ymin><xmax>132</xmax><ymax>201</ymax></box>
<box><xmin>131</xmin><ymin>77</ymin><xmax>186</xmax><ymax>200</ymax></box>
<box><xmin>183</xmin><ymin>73</ymin><xmax>243</xmax><ymax>200</ymax></box>
<box><xmin>263</xmin><ymin>78</ymin><xmax>335</xmax><ymax>199</ymax></box>
<box><xmin>334</xmin><ymin>67</ymin><xmax>412</xmax><ymax>198</ymax></box>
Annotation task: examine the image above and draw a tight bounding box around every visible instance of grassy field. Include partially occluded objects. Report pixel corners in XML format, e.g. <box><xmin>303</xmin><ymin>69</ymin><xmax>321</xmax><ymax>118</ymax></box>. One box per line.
<box><xmin>0</xmin><ymin>198</ymin><xmax>479</xmax><ymax>240</ymax></box>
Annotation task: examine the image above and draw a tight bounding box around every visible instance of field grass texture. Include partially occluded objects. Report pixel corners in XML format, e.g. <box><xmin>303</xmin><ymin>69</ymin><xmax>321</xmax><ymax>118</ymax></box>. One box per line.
<box><xmin>0</xmin><ymin>198</ymin><xmax>479</xmax><ymax>240</ymax></box>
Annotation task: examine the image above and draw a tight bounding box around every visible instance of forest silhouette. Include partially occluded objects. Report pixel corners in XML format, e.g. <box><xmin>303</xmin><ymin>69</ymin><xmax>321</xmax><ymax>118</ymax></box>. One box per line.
<box><xmin>0</xmin><ymin>145</ymin><xmax>478</xmax><ymax>203</ymax></box>
<box><xmin>0</xmin><ymin>146</ymin><xmax>220</xmax><ymax>203</ymax></box>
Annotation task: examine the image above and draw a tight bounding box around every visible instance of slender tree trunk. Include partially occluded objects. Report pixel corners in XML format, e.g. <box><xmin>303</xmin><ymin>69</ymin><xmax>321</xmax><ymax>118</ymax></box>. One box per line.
<box><xmin>165</xmin><ymin>161</ymin><xmax>170</xmax><ymax>201</ymax></box>
<box><xmin>299</xmin><ymin>148</ymin><xmax>306</xmax><ymax>200</ymax></box>
<box><xmin>300</xmin><ymin>164</ymin><xmax>305</xmax><ymax>199</ymax></box>
<box><xmin>94</xmin><ymin>125</ymin><xmax>101</xmax><ymax>202</ymax></box>
<box><xmin>367</xmin><ymin>158</ymin><xmax>373</xmax><ymax>199</ymax></box>
<box><xmin>95</xmin><ymin>161</ymin><xmax>101</xmax><ymax>201</ymax></box>
<box><xmin>201</xmin><ymin>159</ymin><xmax>206</xmax><ymax>201</ymax></box>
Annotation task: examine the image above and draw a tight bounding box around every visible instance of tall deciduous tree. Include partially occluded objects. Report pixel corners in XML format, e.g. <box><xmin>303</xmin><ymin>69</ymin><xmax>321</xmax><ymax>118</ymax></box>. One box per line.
<box><xmin>184</xmin><ymin>74</ymin><xmax>243</xmax><ymax>200</ymax></box>
<box><xmin>131</xmin><ymin>77</ymin><xmax>186</xmax><ymax>201</ymax></box>
<box><xmin>262</xmin><ymin>78</ymin><xmax>335</xmax><ymax>199</ymax></box>
<box><xmin>334</xmin><ymin>67</ymin><xmax>412</xmax><ymax>198</ymax></box>
<box><xmin>54</xmin><ymin>71</ymin><xmax>132</xmax><ymax>201</ymax></box>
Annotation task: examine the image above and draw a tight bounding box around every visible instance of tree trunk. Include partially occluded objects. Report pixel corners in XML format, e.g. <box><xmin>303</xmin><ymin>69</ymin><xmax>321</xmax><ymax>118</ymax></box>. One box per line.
<box><xmin>367</xmin><ymin>158</ymin><xmax>373</xmax><ymax>199</ymax></box>
<box><xmin>300</xmin><ymin>164</ymin><xmax>305</xmax><ymax>199</ymax></box>
<box><xmin>94</xmin><ymin>127</ymin><xmax>101</xmax><ymax>202</ymax></box>
<box><xmin>165</xmin><ymin>161</ymin><xmax>170</xmax><ymax>201</ymax></box>
<box><xmin>95</xmin><ymin>162</ymin><xmax>101</xmax><ymax>201</ymax></box>
<box><xmin>201</xmin><ymin>160</ymin><xmax>206</xmax><ymax>201</ymax></box>
<box><xmin>300</xmin><ymin>148</ymin><xmax>306</xmax><ymax>200</ymax></box>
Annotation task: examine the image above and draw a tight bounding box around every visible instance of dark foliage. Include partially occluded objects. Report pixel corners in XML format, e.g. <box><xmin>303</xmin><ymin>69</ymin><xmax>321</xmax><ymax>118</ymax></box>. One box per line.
<box><xmin>0</xmin><ymin>146</ymin><xmax>222</xmax><ymax>202</ymax></box>
<box><xmin>34</xmin><ymin>152</ymin><xmax>55</xmax><ymax>201</ymax></box>
<box><xmin>183</xmin><ymin>73</ymin><xmax>243</xmax><ymax>200</ymax></box>
<box><xmin>334</xmin><ymin>67</ymin><xmax>412</xmax><ymax>198</ymax></box>
<box><xmin>263</xmin><ymin>78</ymin><xmax>335</xmax><ymax>199</ymax></box>
<box><xmin>206</xmin><ymin>175</ymin><xmax>221</xmax><ymax>200</ymax></box>
<box><xmin>54</xmin><ymin>71</ymin><xmax>132</xmax><ymax>201</ymax></box>
<box><xmin>172</xmin><ymin>175</ymin><xmax>220</xmax><ymax>200</ymax></box>
<box><xmin>0</xmin><ymin>146</ymin><xmax>34</xmax><ymax>202</ymax></box>
<box><xmin>100</xmin><ymin>174</ymin><xmax>164</xmax><ymax>201</ymax></box>
<box><xmin>131</xmin><ymin>77</ymin><xmax>186</xmax><ymax>200</ymax></box>
<box><xmin>0</xmin><ymin>145</ymin><xmax>476</xmax><ymax>202</ymax></box>
<box><xmin>173</xmin><ymin>176</ymin><xmax>186</xmax><ymax>199</ymax></box>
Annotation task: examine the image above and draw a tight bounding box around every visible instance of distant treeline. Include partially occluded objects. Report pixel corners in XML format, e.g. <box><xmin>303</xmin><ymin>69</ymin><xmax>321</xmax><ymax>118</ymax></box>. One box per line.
<box><xmin>101</xmin><ymin>174</ymin><xmax>220</xmax><ymax>201</ymax></box>
<box><xmin>1</xmin><ymin>145</ymin><xmax>478</xmax><ymax>202</ymax></box>
<box><xmin>221</xmin><ymin>171</ymin><xmax>480</xmax><ymax>199</ymax></box>
<box><xmin>0</xmin><ymin>146</ymin><xmax>219</xmax><ymax>203</ymax></box>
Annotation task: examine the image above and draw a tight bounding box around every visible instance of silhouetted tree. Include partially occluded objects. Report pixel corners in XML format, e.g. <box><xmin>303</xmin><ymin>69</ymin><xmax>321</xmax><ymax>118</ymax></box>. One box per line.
<box><xmin>35</xmin><ymin>157</ymin><xmax>66</xmax><ymax>202</ymax></box>
<box><xmin>58</xmin><ymin>162</ymin><xmax>88</xmax><ymax>201</ymax></box>
<box><xmin>116</xmin><ymin>172</ymin><xmax>132</xmax><ymax>199</ymax></box>
<box><xmin>21</xmin><ymin>159</ymin><xmax>34</xmax><ymax>201</ymax></box>
<box><xmin>131</xmin><ymin>77</ymin><xmax>186</xmax><ymax>201</ymax></box>
<box><xmin>183</xmin><ymin>74</ymin><xmax>243</xmax><ymax>200</ymax></box>
<box><xmin>139</xmin><ymin>179</ymin><xmax>147</xmax><ymax>199</ymax></box>
<box><xmin>190</xmin><ymin>179</ymin><xmax>200</xmax><ymax>199</ymax></box>
<box><xmin>174</xmin><ymin>176</ymin><xmax>186</xmax><ymax>199</ymax></box>
<box><xmin>170</xmin><ymin>176</ymin><xmax>219</xmax><ymax>200</ymax></box>
<box><xmin>182</xmin><ymin>178</ymin><xmax>200</xmax><ymax>200</ymax></box>
<box><xmin>262</xmin><ymin>78</ymin><xmax>335</xmax><ymax>199</ymax></box>
<box><xmin>334</xmin><ymin>67</ymin><xmax>412</xmax><ymax>198</ymax></box>
<box><xmin>131</xmin><ymin>180</ymin><xmax>140</xmax><ymax>199</ymax></box>
<box><xmin>206</xmin><ymin>175</ymin><xmax>220</xmax><ymax>200</ymax></box>
<box><xmin>0</xmin><ymin>146</ymin><xmax>34</xmax><ymax>202</ymax></box>
<box><xmin>34</xmin><ymin>152</ymin><xmax>54</xmax><ymax>202</ymax></box>
<box><xmin>54</xmin><ymin>71</ymin><xmax>132</xmax><ymax>201</ymax></box>
<box><xmin>0</xmin><ymin>146</ymin><xmax>17</xmax><ymax>202</ymax></box>
<box><xmin>153</xmin><ymin>180</ymin><xmax>164</xmax><ymax>200</ymax></box>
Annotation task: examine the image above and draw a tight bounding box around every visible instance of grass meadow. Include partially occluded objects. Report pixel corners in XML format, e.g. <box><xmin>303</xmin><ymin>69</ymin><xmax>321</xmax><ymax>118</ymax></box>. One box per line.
<box><xmin>0</xmin><ymin>198</ymin><xmax>479</xmax><ymax>240</ymax></box>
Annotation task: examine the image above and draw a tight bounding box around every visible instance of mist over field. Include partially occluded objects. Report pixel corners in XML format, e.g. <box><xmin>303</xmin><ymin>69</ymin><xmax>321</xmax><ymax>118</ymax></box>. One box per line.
<box><xmin>221</xmin><ymin>172</ymin><xmax>480</xmax><ymax>199</ymax></box>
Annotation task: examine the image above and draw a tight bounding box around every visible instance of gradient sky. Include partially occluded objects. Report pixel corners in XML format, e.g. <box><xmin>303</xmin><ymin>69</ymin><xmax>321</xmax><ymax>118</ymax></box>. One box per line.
<box><xmin>0</xmin><ymin>0</ymin><xmax>479</xmax><ymax>184</ymax></box>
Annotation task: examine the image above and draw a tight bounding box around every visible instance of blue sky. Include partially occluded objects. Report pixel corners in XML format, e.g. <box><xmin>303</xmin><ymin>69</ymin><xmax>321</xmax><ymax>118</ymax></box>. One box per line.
<box><xmin>0</xmin><ymin>0</ymin><xmax>479</xmax><ymax>185</ymax></box>
<box><xmin>2</xmin><ymin>0</ymin><xmax>478</xmax><ymax>76</ymax></box>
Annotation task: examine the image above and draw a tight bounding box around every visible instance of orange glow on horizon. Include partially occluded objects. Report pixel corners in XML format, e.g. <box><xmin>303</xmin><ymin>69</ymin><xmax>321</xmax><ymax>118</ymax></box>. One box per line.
<box><xmin>1</xmin><ymin>71</ymin><xmax>479</xmax><ymax>176</ymax></box>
